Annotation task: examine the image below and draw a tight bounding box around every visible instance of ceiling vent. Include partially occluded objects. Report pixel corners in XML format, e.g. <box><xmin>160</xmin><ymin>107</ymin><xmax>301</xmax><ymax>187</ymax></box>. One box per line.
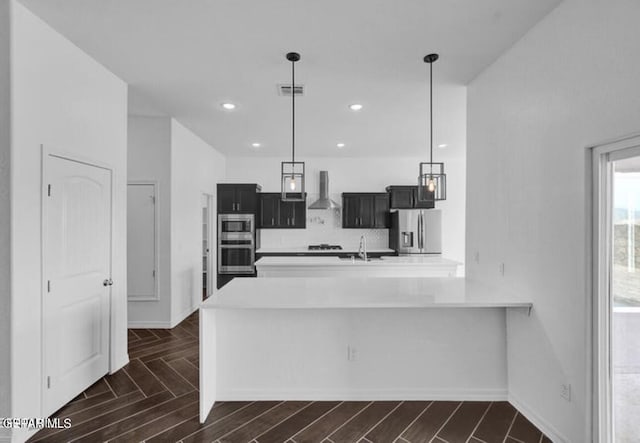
<box><xmin>278</xmin><ymin>84</ymin><xmax>305</xmax><ymax>97</ymax></box>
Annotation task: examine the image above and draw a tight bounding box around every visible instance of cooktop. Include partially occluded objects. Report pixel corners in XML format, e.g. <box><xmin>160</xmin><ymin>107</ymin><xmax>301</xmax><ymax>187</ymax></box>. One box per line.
<box><xmin>308</xmin><ymin>244</ymin><xmax>343</xmax><ymax>250</ymax></box>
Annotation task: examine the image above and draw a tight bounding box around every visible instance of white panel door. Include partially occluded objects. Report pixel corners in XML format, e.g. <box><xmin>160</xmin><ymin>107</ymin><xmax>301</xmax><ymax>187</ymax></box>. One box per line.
<box><xmin>44</xmin><ymin>155</ymin><xmax>111</xmax><ymax>416</ymax></box>
<box><xmin>127</xmin><ymin>183</ymin><xmax>157</xmax><ymax>300</ymax></box>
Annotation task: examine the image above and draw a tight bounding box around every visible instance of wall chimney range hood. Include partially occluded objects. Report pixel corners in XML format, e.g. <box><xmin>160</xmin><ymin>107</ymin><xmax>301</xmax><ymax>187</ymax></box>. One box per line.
<box><xmin>308</xmin><ymin>171</ymin><xmax>340</xmax><ymax>209</ymax></box>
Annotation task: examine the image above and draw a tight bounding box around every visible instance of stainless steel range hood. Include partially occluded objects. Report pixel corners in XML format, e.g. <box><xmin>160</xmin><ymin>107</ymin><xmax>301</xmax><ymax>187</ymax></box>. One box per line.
<box><xmin>308</xmin><ymin>171</ymin><xmax>340</xmax><ymax>209</ymax></box>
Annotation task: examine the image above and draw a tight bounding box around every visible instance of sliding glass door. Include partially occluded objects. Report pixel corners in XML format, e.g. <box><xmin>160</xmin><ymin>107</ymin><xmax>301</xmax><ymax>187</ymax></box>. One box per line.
<box><xmin>594</xmin><ymin>139</ymin><xmax>640</xmax><ymax>443</ymax></box>
<box><xmin>611</xmin><ymin>153</ymin><xmax>640</xmax><ymax>442</ymax></box>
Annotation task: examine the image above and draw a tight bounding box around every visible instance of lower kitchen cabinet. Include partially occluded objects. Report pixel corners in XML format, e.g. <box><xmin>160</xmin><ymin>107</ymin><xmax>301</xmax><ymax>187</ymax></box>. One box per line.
<box><xmin>342</xmin><ymin>193</ymin><xmax>390</xmax><ymax>228</ymax></box>
<box><xmin>258</xmin><ymin>193</ymin><xmax>306</xmax><ymax>229</ymax></box>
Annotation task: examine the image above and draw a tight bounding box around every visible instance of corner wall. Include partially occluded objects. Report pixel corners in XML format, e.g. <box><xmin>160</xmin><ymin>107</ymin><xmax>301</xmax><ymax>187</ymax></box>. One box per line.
<box><xmin>0</xmin><ymin>1</ymin><xmax>11</xmax><ymax>441</ymax></box>
<box><xmin>127</xmin><ymin>116</ymin><xmax>172</xmax><ymax>327</ymax></box>
<box><xmin>127</xmin><ymin>117</ymin><xmax>226</xmax><ymax>328</ymax></box>
<box><xmin>10</xmin><ymin>2</ymin><xmax>128</xmax><ymax>441</ymax></box>
<box><xmin>170</xmin><ymin>119</ymin><xmax>226</xmax><ymax>326</ymax></box>
<box><xmin>466</xmin><ymin>0</ymin><xmax>640</xmax><ymax>440</ymax></box>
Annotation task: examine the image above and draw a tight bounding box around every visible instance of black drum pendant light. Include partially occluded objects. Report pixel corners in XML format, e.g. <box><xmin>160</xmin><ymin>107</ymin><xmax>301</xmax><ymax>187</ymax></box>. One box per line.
<box><xmin>417</xmin><ymin>53</ymin><xmax>446</xmax><ymax>202</ymax></box>
<box><xmin>281</xmin><ymin>52</ymin><xmax>305</xmax><ymax>201</ymax></box>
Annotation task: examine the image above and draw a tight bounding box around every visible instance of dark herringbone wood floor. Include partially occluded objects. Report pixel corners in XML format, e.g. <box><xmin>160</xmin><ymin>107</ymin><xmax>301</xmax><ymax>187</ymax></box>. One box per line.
<box><xmin>30</xmin><ymin>311</ymin><xmax>551</xmax><ymax>443</ymax></box>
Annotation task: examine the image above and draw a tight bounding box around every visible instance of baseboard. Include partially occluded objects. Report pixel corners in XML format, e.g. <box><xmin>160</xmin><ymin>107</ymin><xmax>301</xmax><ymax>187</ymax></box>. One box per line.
<box><xmin>128</xmin><ymin>305</ymin><xmax>197</xmax><ymax>330</ymax></box>
<box><xmin>216</xmin><ymin>387</ymin><xmax>508</xmax><ymax>402</ymax></box>
<box><xmin>508</xmin><ymin>392</ymin><xmax>568</xmax><ymax>443</ymax></box>
<box><xmin>127</xmin><ymin>320</ymin><xmax>173</xmax><ymax>329</ymax></box>
<box><xmin>170</xmin><ymin>305</ymin><xmax>198</xmax><ymax>329</ymax></box>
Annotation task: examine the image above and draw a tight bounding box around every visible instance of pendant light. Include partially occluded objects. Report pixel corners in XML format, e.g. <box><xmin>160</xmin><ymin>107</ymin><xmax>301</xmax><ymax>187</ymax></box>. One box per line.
<box><xmin>417</xmin><ymin>53</ymin><xmax>446</xmax><ymax>202</ymax></box>
<box><xmin>281</xmin><ymin>52</ymin><xmax>305</xmax><ymax>201</ymax></box>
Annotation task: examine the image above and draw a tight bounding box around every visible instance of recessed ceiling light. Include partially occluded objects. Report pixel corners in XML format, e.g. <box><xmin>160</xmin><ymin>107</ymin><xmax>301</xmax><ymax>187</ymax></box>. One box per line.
<box><xmin>221</xmin><ymin>103</ymin><xmax>236</xmax><ymax>110</ymax></box>
<box><xmin>438</xmin><ymin>144</ymin><xmax>448</xmax><ymax>148</ymax></box>
<box><xmin>251</xmin><ymin>143</ymin><xmax>261</xmax><ymax>148</ymax></box>
<box><xmin>337</xmin><ymin>143</ymin><xmax>345</xmax><ymax>148</ymax></box>
<box><xmin>348</xmin><ymin>104</ymin><xmax>363</xmax><ymax>111</ymax></box>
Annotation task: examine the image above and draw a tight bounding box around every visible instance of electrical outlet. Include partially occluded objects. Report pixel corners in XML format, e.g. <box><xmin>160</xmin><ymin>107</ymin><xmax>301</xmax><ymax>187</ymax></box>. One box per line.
<box><xmin>347</xmin><ymin>345</ymin><xmax>357</xmax><ymax>362</ymax></box>
<box><xmin>474</xmin><ymin>251</ymin><xmax>480</xmax><ymax>264</ymax></box>
<box><xmin>499</xmin><ymin>263</ymin><xmax>505</xmax><ymax>276</ymax></box>
<box><xmin>561</xmin><ymin>383</ymin><xmax>571</xmax><ymax>402</ymax></box>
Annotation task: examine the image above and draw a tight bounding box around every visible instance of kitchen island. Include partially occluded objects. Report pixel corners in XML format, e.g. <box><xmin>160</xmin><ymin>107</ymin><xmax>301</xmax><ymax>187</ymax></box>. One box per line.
<box><xmin>199</xmin><ymin>277</ymin><xmax>532</xmax><ymax>422</ymax></box>
<box><xmin>256</xmin><ymin>255</ymin><xmax>460</xmax><ymax>278</ymax></box>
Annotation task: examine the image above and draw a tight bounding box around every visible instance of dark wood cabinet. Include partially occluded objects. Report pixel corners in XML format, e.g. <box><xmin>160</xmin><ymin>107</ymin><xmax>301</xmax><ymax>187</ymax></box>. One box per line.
<box><xmin>280</xmin><ymin>199</ymin><xmax>306</xmax><ymax>228</ymax></box>
<box><xmin>258</xmin><ymin>193</ymin><xmax>306</xmax><ymax>229</ymax></box>
<box><xmin>386</xmin><ymin>186</ymin><xmax>435</xmax><ymax>209</ymax></box>
<box><xmin>217</xmin><ymin>184</ymin><xmax>261</xmax><ymax>213</ymax></box>
<box><xmin>342</xmin><ymin>194</ymin><xmax>361</xmax><ymax>228</ymax></box>
<box><xmin>342</xmin><ymin>193</ymin><xmax>389</xmax><ymax>228</ymax></box>
<box><xmin>259</xmin><ymin>193</ymin><xmax>280</xmax><ymax>228</ymax></box>
<box><xmin>373</xmin><ymin>193</ymin><xmax>390</xmax><ymax>228</ymax></box>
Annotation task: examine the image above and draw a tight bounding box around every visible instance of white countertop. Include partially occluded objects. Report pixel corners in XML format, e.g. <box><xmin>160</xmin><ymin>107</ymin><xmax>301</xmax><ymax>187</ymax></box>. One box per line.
<box><xmin>255</xmin><ymin>255</ymin><xmax>460</xmax><ymax>268</ymax></box>
<box><xmin>202</xmin><ymin>277</ymin><xmax>532</xmax><ymax>310</ymax></box>
<box><xmin>256</xmin><ymin>247</ymin><xmax>396</xmax><ymax>254</ymax></box>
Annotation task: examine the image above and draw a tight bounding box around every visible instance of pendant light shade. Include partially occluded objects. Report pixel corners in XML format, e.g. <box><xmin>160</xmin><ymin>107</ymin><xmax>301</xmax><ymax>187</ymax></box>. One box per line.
<box><xmin>281</xmin><ymin>52</ymin><xmax>305</xmax><ymax>201</ymax></box>
<box><xmin>417</xmin><ymin>53</ymin><xmax>446</xmax><ymax>202</ymax></box>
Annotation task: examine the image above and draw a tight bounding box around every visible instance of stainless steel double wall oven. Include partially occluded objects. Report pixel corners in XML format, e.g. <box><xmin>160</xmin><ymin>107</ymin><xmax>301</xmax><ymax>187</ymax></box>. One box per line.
<box><xmin>218</xmin><ymin>213</ymin><xmax>257</xmax><ymax>274</ymax></box>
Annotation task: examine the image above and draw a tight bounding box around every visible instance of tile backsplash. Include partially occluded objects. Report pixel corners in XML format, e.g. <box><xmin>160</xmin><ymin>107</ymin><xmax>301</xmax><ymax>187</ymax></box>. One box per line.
<box><xmin>259</xmin><ymin>193</ymin><xmax>389</xmax><ymax>250</ymax></box>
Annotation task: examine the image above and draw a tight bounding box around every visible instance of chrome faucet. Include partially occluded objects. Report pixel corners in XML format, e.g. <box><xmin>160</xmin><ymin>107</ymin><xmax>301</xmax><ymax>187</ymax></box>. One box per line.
<box><xmin>358</xmin><ymin>234</ymin><xmax>368</xmax><ymax>261</ymax></box>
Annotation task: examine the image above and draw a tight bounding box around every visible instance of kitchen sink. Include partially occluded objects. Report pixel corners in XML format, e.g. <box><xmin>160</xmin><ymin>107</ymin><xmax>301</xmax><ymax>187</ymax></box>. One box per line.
<box><xmin>338</xmin><ymin>256</ymin><xmax>384</xmax><ymax>262</ymax></box>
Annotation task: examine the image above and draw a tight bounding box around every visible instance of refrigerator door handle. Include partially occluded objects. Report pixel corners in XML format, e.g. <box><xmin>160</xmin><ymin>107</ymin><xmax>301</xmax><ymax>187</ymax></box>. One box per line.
<box><xmin>418</xmin><ymin>211</ymin><xmax>424</xmax><ymax>251</ymax></box>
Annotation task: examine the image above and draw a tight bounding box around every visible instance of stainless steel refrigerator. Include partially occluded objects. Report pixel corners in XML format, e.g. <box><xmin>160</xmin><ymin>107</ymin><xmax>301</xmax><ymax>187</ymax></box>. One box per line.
<box><xmin>389</xmin><ymin>209</ymin><xmax>442</xmax><ymax>255</ymax></box>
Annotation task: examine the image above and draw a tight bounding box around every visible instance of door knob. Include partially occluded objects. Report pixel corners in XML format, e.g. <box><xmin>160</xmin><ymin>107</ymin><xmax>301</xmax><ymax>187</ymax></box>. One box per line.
<box><xmin>103</xmin><ymin>279</ymin><xmax>113</xmax><ymax>287</ymax></box>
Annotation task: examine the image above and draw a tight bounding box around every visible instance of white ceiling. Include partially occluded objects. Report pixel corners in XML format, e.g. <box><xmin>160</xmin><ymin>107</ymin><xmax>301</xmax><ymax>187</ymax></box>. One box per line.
<box><xmin>19</xmin><ymin>0</ymin><xmax>562</xmax><ymax>157</ymax></box>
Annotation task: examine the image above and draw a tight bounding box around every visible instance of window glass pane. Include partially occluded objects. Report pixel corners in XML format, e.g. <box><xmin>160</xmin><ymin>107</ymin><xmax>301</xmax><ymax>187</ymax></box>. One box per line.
<box><xmin>612</xmin><ymin>155</ymin><xmax>640</xmax><ymax>441</ymax></box>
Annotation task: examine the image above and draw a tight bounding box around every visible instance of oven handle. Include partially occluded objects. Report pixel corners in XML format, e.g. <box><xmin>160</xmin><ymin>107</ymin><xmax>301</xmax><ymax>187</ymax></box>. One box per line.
<box><xmin>219</xmin><ymin>244</ymin><xmax>253</xmax><ymax>249</ymax></box>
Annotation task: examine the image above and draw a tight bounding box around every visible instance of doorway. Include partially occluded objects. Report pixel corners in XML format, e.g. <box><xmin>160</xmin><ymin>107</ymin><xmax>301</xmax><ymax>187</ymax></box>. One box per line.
<box><xmin>43</xmin><ymin>153</ymin><xmax>112</xmax><ymax>416</ymax></box>
<box><xmin>202</xmin><ymin>193</ymin><xmax>213</xmax><ymax>300</ymax></box>
<box><xmin>593</xmin><ymin>136</ymin><xmax>640</xmax><ymax>442</ymax></box>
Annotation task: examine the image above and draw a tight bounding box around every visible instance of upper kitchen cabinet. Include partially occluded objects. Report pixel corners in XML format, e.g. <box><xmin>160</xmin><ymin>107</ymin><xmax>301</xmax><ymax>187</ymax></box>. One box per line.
<box><xmin>386</xmin><ymin>186</ymin><xmax>435</xmax><ymax>209</ymax></box>
<box><xmin>259</xmin><ymin>193</ymin><xmax>280</xmax><ymax>228</ymax></box>
<box><xmin>280</xmin><ymin>199</ymin><xmax>306</xmax><ymax>228</ymax></box>
<box><xmin>217</xmin><ymin>184</ymin><xmax>261</xmax><ymax>213</ymax></box>
<box><xmin>258</xmin><ymin>193</ymin><xmax>306</xmax><ymax>229</ymax></box>
<box><xmin>342</xmin><ymin>193</ymin><xmax>389</xmax><ymax>229</ymax></box>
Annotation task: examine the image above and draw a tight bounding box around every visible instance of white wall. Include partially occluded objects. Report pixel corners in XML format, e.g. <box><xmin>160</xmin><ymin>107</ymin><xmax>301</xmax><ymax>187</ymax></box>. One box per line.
<box><xmin>10</xmin><ymin>2</ymin><xmax>128</xmax><ymax>441</ymax></box>
<box><xmin>170</xmin><ymin>120</ymin><xmax>226</xmax><ymax>325</ymax></box>
<box><xmin>466</xmin><ymin>0</ymin><xmax>640</xmax><ymax>441</ymax></box>
<box><xmin>0</xmin><ymin>1</ymin><xmax>11</xmax><ymax>442</ymax></box>
<box><xmin>127</xmin><ymin>116</ymin><xmax>172</xmax><ymax>327</ymax></box>
<box><xmin>226</xmin><ymin>155</ymin><xmax>466</xmax><ymax>264</ymax></box>
<box><xmin>211</xmin><ymin>308</ymin><xmax>507</xmax><ymax>400</ymax></box>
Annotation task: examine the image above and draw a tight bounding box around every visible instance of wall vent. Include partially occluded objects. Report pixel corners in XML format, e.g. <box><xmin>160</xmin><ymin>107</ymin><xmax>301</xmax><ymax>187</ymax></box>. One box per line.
<box><xmin>278</xmin><ymin>84</ymin><xmax>305</xmax><ymax>96</ymax></box>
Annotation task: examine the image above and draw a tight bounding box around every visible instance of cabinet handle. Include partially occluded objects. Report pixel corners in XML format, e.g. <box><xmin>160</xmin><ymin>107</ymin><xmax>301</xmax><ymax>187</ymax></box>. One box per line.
<box><xmin>271</xmin><ymin>217</ymin><xmax>274</xmax><ymax>226</ymax></box>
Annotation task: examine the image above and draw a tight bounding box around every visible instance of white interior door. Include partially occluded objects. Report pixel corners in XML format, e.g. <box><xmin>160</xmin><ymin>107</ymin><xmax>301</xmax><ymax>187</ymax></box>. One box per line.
<box><xmin>127</xmin><ymin>183</ymin><xmax>157</xmax><ymax>300</ymax></box>
<box><xmin>44</xmin><ymin>155</ymin><xmax>111</xmax><ymax>416</ymax></box>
